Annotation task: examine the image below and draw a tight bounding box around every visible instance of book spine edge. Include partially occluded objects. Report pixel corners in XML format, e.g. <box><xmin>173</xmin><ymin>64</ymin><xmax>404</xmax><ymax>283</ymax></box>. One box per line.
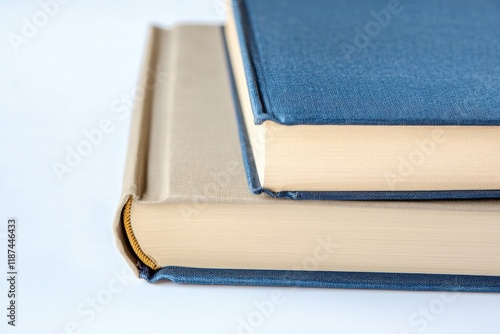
<box><xmin>113</xmin><ymin>26</ymin><xmax>166</xmax><ymax>276</ymax></box>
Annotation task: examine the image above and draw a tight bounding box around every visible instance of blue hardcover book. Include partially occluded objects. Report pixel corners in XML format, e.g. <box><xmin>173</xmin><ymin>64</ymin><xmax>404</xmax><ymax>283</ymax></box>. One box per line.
<box><xmin>225</xmin><ymin>0</ymin><xmax>500</xmax><ymax>200</ymax></box>
<box><xmin>114</xmin><ymin>25</ymin><xmax>500</xmax><ymax>291</ymax></box>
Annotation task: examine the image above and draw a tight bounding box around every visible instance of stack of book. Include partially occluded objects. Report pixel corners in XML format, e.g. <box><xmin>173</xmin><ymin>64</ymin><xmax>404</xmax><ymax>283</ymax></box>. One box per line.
<box><xmin>113</xmin><ymin>0</ymin><xmax>500</xmax><ymax>291</ymax></box>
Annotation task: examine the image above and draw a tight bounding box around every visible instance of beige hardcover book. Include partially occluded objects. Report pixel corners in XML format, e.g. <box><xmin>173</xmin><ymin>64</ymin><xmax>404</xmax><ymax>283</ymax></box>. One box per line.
<box><xmin>113</xmin><ymin>25</ymin><xmax>500</xmax><ymax>278</ymax></box>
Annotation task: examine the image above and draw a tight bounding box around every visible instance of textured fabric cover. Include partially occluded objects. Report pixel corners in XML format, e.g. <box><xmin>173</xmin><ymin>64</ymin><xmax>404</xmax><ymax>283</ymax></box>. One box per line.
<box><xmin>140</xmin><ymin>265</ymin><xmax>500</xmax><ymax>292</ymax></box>
<box><xmin>232</xmin><ymin>0</ymin><xmax>500</xmax><ymax>125</ymax></box>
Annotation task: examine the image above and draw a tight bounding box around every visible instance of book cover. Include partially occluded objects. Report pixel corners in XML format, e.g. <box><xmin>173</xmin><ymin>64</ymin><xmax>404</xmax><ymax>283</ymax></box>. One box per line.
<box><xmin>113</xmin><ymin>24</ymin><xmax>500</xmax><ymax>292</ymax></box>
<box><xmin>225</xmin><ymin>0</ymin><xmax>500</xmax><ymax>198</ymax></box>
<box><xmin>229</xmin><ymin>0</ymin><xmax>500</xmax><ymax>126</ymax></box>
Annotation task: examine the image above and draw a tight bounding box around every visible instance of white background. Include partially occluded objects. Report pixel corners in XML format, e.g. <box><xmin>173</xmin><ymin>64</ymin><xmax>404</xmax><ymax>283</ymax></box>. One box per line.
<box><xmin>1</xmin><ymin>1</ymin><xmax>499</xmax><ymax>333</ymax></box>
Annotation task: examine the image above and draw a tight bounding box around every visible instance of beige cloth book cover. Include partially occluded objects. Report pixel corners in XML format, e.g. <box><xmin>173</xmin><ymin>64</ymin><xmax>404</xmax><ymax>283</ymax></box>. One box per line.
<box><xmin>113</xmin><ymin>25</ymin><xmax>268</xmax><ymax>275</ymax></box>
<box><xmin>113</xmin><ymin>25</ymin><xmax>500</xmax><ymax>278</ymax></box>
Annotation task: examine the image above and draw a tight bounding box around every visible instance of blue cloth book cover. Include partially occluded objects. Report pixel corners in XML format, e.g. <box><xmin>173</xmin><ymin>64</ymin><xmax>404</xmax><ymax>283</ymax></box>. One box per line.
<box><xmin>225</xmin><ymin>0</ymin><xmax>500</xmax><ymax>200</ymax></box>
